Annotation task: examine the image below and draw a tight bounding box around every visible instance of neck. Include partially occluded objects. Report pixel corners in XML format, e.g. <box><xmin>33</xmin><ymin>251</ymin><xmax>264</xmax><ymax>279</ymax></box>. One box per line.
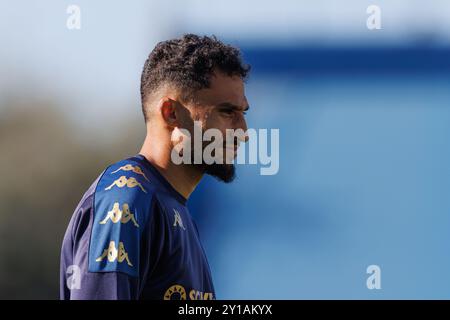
<box><xmin>139</xmin><ymin>133</ymin><xmax>203</xmax><ymax>200</ymax></box>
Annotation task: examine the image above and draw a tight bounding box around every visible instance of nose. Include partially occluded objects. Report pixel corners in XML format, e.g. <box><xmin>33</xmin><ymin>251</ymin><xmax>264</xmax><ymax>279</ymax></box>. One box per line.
<box><xmin>236</xmin><ymin>114</ymin><xmax>249</xmax><ymax>143</ymax></box>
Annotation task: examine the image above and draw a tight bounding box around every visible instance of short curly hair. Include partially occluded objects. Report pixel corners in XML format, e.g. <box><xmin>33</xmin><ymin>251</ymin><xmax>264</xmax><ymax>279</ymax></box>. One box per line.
<box><xmin>140</xmin><ymin>34</ymin><xmax>251</xmax><ymax>122</ymax></box>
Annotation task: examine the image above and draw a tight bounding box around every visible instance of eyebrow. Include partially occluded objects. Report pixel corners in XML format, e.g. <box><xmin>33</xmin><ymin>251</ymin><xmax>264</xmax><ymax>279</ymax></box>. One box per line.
<box><xmin>216</xmin><ymin>102</ymin><xmax>250</xmax><ymax>112</ymax></box>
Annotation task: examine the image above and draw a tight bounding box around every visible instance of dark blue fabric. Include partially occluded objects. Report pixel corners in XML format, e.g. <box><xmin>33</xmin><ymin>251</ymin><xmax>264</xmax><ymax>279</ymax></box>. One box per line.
<box><xmin>60</xmin><ymin>155</ymin><xmax>215</xmax><ymax>300</ymax></box>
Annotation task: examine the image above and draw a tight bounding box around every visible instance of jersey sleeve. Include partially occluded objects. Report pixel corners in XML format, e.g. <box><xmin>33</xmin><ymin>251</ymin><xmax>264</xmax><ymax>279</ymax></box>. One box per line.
<box><xmin>66</xmin><ymin>161</ymin><xmax>167</xmax><ymax>300</ymax></box>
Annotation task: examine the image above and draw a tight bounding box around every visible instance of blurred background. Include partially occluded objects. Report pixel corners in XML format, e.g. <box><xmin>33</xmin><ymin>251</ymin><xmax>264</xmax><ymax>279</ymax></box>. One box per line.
<box><xmin>1</xmin><ymin>0</ymin><xmax>450</xmax><ymax>299</ymax></box>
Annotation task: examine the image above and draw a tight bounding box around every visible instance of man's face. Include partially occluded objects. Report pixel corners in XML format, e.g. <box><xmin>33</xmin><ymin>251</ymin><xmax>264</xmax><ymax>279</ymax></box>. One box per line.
<box><xmin>185</xmin><ymin>71</ymin><xmax>249</xmax><ymax>182</ymax></box>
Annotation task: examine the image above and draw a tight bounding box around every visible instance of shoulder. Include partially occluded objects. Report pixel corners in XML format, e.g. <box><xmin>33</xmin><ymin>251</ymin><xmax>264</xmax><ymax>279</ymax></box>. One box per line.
<box><xmin>95</xmin><ymin>158</ymin><xmax>156</xmax><ymax>219</ymax></box>
<box><xmin>88</xmin><ymin>157</ymin><xmax>159</xmax><ymax>277</ymax></box>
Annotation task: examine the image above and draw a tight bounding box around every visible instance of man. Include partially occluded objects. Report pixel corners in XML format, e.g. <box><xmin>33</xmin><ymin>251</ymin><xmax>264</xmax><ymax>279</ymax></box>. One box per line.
<box><xmin>60</xmin><ymin>34</ymin><xmax>250</xmax><ymax>300</ymax></box>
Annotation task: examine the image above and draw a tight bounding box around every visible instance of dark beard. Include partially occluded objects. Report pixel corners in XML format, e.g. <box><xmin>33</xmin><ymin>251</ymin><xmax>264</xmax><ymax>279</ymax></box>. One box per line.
<box><xmin>204</xmin><ymin>163</ymin><xmax>236</xmax><ymax>183</ymax></box>
<box><xmin>186</xmin><ymin>126</ymin><xmax>237</xmax><ymax>183</ymax></box>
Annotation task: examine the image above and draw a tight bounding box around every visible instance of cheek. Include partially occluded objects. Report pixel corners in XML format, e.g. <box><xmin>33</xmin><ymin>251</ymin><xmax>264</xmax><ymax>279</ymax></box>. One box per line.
<box><xmin>202</xmin><ymin>118</ymin><xmax>232</xmax><ymax>144</ymax></box>
<box><xmin>203</xmin><ymin>113</ymin><xmax>228</xmax><ymax>131</ymax></box>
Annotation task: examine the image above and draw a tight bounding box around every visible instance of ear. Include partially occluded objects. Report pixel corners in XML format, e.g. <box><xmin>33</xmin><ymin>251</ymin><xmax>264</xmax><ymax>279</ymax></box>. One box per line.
<box><xmin>160</xmin><ymin>98</ymin><xmax>179</xmax><ymax>127</ymax></box>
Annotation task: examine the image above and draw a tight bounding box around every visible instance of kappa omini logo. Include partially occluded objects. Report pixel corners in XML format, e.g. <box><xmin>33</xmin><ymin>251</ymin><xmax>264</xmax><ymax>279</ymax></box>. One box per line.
<box><xmin>105</xmin><ymin>176</ymin><xmax>147</xmax><ymax>193</ymax></box>
<box><xmin>173</xmin><ymin>209</ymin><xmax>186</xmax><ymax>230</ymax></box>
<box><xmin>111</xmin><ymin>164</ymin><xmax>149</xmax><ymax>181</ymax></box>
<box><xmin>164</xmin><ymin>284</ymin><xmax>186</xmax><ymax>300</ymax></box>
<box><xmin>99</xmin><ymin>202</ymin><xmax>139</xmax><ymax>227</ymax></box>
<box><xmin>95</xmin><ymin>241</ymin><xmax>133</xmax><ymax>266</ymax></box>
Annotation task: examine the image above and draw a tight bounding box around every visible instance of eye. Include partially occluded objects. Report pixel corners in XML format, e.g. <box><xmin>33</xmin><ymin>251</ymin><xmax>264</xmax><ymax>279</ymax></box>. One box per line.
<box><xmin>220</xmin><ymin>109</ymin><xmax>234</xmax><ymax>115</ymax></box>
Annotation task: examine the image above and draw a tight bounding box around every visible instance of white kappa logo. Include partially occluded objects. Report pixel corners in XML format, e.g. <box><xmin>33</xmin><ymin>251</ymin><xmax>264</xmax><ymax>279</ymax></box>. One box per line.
<box><xmin>173</xmin><ymin>209</ymin><xmax>186</xmax><ymax>230</ymax></box>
